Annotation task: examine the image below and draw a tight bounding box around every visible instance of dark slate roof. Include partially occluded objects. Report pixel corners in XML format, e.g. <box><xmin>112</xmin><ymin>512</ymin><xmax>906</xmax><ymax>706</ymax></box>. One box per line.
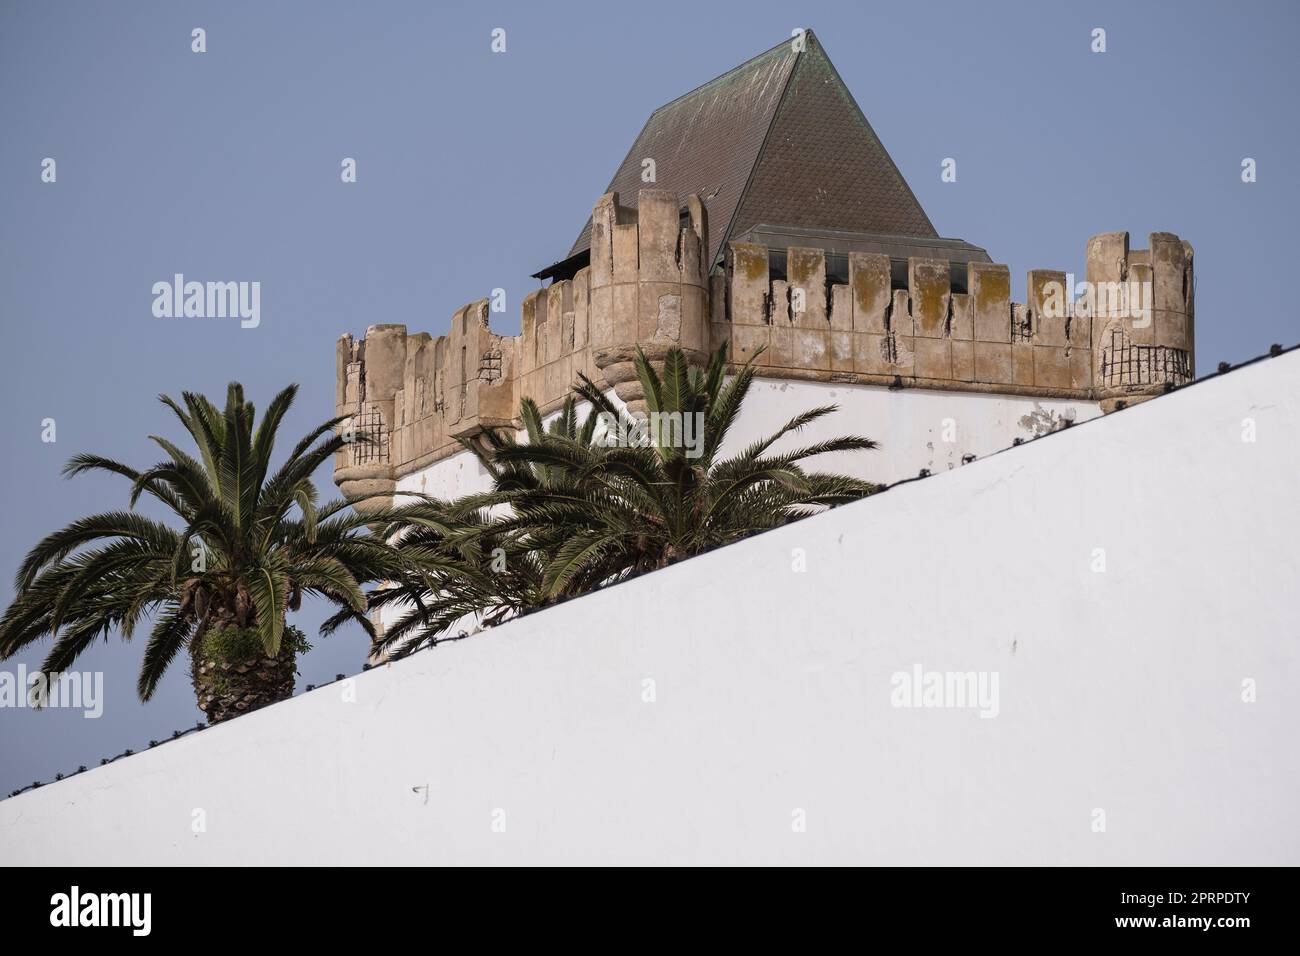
<box><xmin>558</xmin><ymin>30</ymin><xmax>937</xmax><ymax>275</ymax></box>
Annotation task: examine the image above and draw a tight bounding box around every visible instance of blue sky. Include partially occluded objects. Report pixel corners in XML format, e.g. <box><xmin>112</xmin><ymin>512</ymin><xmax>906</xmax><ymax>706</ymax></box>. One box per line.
<box><xmin>2</xmin><ymin>0</ymin><xmax>1297</xmax><ymax>795</ymax></box>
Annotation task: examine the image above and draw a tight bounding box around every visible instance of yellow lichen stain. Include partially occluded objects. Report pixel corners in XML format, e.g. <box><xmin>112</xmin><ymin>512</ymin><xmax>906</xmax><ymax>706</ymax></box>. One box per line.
<box><xmin>912</xmin><ymin>263</ymin><xmax>948</xmax><ymax>332</ymax></box>
<box><xmin>741</xmin><ymin>251</ymin><xmax>767</xmax><ymax>282</ymax></box>
<box><xmin>852</xmin><ymin>257</ymin><xmax>887</xmax><ymax>316</ymax></box>
<box><xmin>975</xmin><ymin>267</ymin><xmax>1010</xmax><ymax>303</ymax></box>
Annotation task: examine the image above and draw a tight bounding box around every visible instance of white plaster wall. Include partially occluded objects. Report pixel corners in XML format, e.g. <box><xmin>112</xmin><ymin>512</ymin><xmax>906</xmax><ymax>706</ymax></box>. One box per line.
<box><xmin>386</xmin><ymin>383</ymin><xmax>1094</xmax><ymax>633</ymax></box>
<box><xmin>396</xmin><ymin>379</ymin><xmax>1100</xmax><ymax>501</ymax></box>
<box><xmin>732</xmin><ymin>378</ymin><xmax>1099</xmax><ymax>485</ymax></box>
<box><xmin>3</xmin><ymin>352</ymin><xmax>1295</xmax><ymax>865</ymax></box>
<box><xmin>394</xmin><ymin>446</ymin><xmax>494</xmax><ymax>502</ymax></box>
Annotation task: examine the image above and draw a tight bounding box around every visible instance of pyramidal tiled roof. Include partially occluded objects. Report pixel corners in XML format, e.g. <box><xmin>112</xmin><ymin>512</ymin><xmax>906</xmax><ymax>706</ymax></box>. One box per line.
<box><xmin>566</xmin><ymin>30</ymin><xmax>938</xmax><ymax>271</ymax></box>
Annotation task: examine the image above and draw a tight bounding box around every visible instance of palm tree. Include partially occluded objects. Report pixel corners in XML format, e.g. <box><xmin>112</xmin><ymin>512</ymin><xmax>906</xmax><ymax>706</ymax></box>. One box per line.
<box><xmin>506</xmin><ymin>343</ymin><xmax>879</xmax><ymax>586</ymax></box>
<box><xmin>345</xmin><ymin>496</ymin><xmax>548</xmax><ymax>661</ymax></box>
<box><xmin>0</xmin><ymin>383</ymin><xmax>410</xmax><ymax>722</ymax></box>
<box><xmin>374</xmin><ymin>345</ymin><xmax>878</xmax><ymax>656</ymax></box>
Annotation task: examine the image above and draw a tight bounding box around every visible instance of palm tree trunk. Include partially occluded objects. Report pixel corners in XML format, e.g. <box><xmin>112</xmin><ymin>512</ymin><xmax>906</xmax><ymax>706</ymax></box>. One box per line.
<box><xmin>190</xmin><ymin>639</ymin><xmax>297</xmax><ymax>723</ymax></box>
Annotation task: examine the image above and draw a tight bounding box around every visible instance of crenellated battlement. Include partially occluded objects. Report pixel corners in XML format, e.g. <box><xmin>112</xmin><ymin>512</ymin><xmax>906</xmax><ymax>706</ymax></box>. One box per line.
<box><xmin>723</xmin><ymin>229</ymin><xmax>1193</xmax><ymax>403</ymax></box>
<box><xmin>334</xmin><ymin>189</ymin><xmax>1194</xmax><ymax>509</ymax></box>
<box><xmin>334</xmin><ymin>189</ymin><xmax>712</xmax><ymax>509</ymax></box>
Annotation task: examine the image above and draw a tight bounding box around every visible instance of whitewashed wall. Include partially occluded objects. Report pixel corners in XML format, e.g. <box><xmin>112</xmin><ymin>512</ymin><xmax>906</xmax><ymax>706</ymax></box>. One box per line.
<box><xmin>387</xmin><ymin>381</ymin><xmax>1099</xmax><ymax>634</ymax></box>
<box><xmin>2</xmin><ymin>353</ymin><xmax>1295</xmax><ymax>865</ymax></box>
<box><xmin>396</xmin><ymin>378</ymin><xmax>1101</xmax><ymax>498</ymax></box>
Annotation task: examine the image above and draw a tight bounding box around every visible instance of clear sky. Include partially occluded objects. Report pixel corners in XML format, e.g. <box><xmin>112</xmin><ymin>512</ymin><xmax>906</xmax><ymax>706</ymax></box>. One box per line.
<box><xmin>2</xmin><ymin>0</ymin><xmax>1297</xmax><ymax>796</ymax></box>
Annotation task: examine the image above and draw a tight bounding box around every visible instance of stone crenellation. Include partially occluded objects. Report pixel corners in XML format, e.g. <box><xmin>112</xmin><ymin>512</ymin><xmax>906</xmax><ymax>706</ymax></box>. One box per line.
<box><xmin>725</xmin><ymin>227</ymin><xmax>1193</xmax><ymax>407</ymax></box>
<box><xmin>335</xmin><ymin>188</ymin><xmax>1194</xmax><ymax>508</ymax></box>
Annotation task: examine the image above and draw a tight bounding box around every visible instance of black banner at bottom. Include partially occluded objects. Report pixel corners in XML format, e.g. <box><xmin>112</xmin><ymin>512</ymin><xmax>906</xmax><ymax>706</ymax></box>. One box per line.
<box><xmin>3</xmin><ymin>866</ymin><xmax>1290</xmax><ymax>942</ymax></box>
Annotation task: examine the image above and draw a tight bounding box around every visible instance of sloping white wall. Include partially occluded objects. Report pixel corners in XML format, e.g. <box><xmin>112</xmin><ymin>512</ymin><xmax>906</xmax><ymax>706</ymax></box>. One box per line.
<box><xmin>2</xmin><ymin>353</ymin><xmax>1296</xmax><ymax>865</ymax></box>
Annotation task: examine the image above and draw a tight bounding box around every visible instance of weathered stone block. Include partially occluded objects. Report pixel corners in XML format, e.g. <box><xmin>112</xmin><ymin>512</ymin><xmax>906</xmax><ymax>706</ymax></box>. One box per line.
<box><xmin>890</xmin><ymin>289</ymin><xmax>913</xmax><ymax>337</ymax></box>
<box><xmin>1126</xmin><ymin>262</ymin><xmax>1156</xmax><ymax>346</ymax></box>
<box><xmin>788</xmin><ymin>247</ymin><xmax>827</xmax><ymax>328</ymax></box>
<box><xmin>950</xmin><ymin>293</ymin><xmax>972</xmax><ymax>340</ymax></box>
<box><xmin>858</xmin><ymin>333</ymin><xmax>890</xmax><ymax>376</ymax></box>
<box><xmin>637</xmin><ymin>189</ymin><xmax>680</xmax><ymax>284</ymax></box>
<box><xmin>952</xmin><ymin>339</ymin><xmax>974</xmax><ymax>381</ymax></box>
<box><xmin>546</xmin><ymin>283</ymin><xmax>570</xmax><ymax>363</ymax></box>
<box><xmin>909</xmin><ymin>257</ymin><xmax>950</xmax><ymax>338</ymax></box>
<box><xmin>892</xmin><ymin>334</ymin><xmax>915</xmax><ymax>376</ymax></box>
<box><xmin>1028</xmin><ymin>270</ymin><xmax>1068</xmax><ymax>346</ymax></box>
<box><xmin>588</xmin><ymin>285</ymin><xmax>613</xmax><ymax>352</ymax></box>
<box><xmin>830</xmin><ymin>283</ymin><xmax>852</xmax><ymax>332</ymax></box>
<box><xmin>770</xmin><ymin>324</ymin><xmax>794</xmax><ymax>368</ymax></box>
<box><xmin>1067</xmin><ymin>312</ymin><xmax>1090</xmax><ymax>353</ymax></box>
<box><xmin>1013</xmin><ymin>342</ymin><xmax>1034</xmax><ymax>386</ymax></box>
<box><xmin>850</xmin><ymin>252</ymin><xmax>891</xmax><ymax>333</ymax></box>
<box><xmin>1069</xmin><ymin>345</ymin><xmax>1092</xmax><ymax>390</ymax></box>
<box><xmin>589</xmin><ymin>193</ymin><xmax>619</xmax><ymax>289</ymax></box>
<box><xmin>730</xmin><ymin>243</ymin><xmax>769</xmax><ymax>325</ymax></box>
<box><xmin>731</xmin><ymin>324</ymin><xmax>769</xmax><ymax>364</ymax></box>
<box><xmin>1086</xmin><ymin>231</ymin><xmax>1128</xmax><ymax>349</ymax></box>
<box><xmin>831</xmin><ymin>330</ymin><xmax>853</xmax><ymax>373</ymax></box>
<box><xmin>969</xmin><ymin>262</ymin><xmax>1011</xmax><ymax>343</ymax></box>
<box><xmin>612</xmin><ymin>283</ymin><xmax>637</xmax><ymax>346</ymax></box>
<box><xmin>571</xmin><ymin>268</ymin><xmax>590</xmax><ymax>351</ymax></box>
<box><xmin>709</xmin><ymin>273</ymin><xmax>726</xmax><ymax>328</ymax></box>
<box><xmin>974</xmin><ymin>342</ymin><xmax>1013</xmax><ymax>384</ymax></box>
<box><xmin>613</xmin><ymin>224</ymin><xmax>639</xmax><ymax>284</ymax></box>
<box><xmin>680</xmin><ymin>285</ymin><xmax>707</xmax><ymax>354</ymax></box>
<box><xmin>1157</xmin><ymin>309</ymin><xmax>1188</xmax><ymax>351</ymax></box>
<box><xmin>915</xmin><ymin>336</ymin><xmax>952</xmax><ymax>380</ymax></box>
<box><xmin>711</xmin><ymin>322</ymin><xmax>730</xmax><ymax>358</ymax></box>
<box><xmin>1033</xmin><ymin>345</ymin><xmax>1069</xmax><ymax>389</ymax></box>
<box><xmin>794</xmin><ymin>328</ymin><xmax>829</xmax><ymax>371</ymax></box>
<box><xmin>770</xmin><ymin>279</ymin><xmax>791</xmax><ymax>326</ymax></box>
<box><xmin>639</xmin><ymin>280</ymin><xmax>682</xmax><ymax>346</ymax></box>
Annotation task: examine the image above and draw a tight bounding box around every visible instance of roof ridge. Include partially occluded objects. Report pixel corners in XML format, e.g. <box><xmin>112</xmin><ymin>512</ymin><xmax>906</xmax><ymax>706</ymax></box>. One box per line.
<box><xmin>646</xmin><ymin>31</ymin><xmax>806</xmax><ymax>118</ymax></box>
<box><xmin>707</xmin><ymin>36</ymin><xmax>804</xmax><ymax>270</ymax></box>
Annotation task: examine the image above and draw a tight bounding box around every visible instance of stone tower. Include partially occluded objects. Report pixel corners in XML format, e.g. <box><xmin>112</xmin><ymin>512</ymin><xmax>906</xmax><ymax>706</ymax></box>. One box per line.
<box><xmin>334</xmin><ymin>33</ymin><xmax>1194</xmax><ymax>511</ymax></box>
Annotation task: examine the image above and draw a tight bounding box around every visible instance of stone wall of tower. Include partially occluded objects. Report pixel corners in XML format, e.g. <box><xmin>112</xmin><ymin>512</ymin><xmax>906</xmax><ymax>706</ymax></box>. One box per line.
<box><xmin>1086</xmin><ymin>231</ymin><xmax>1195</xmax><ymax>410</ymax></box>
<box><xmin>334</xmin><ymin>189</ymin><xmax>711</xmax><ymax>507</ymax></box>
<box><xmin>333</xmin><ymin>189</ymin><xmax>1194</xmax><ymax>505</ymax></box>
<box><xmin>723</xmin><ymin>231</ymin><xmax>1192</xmax><ymax>403</ymax></box>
